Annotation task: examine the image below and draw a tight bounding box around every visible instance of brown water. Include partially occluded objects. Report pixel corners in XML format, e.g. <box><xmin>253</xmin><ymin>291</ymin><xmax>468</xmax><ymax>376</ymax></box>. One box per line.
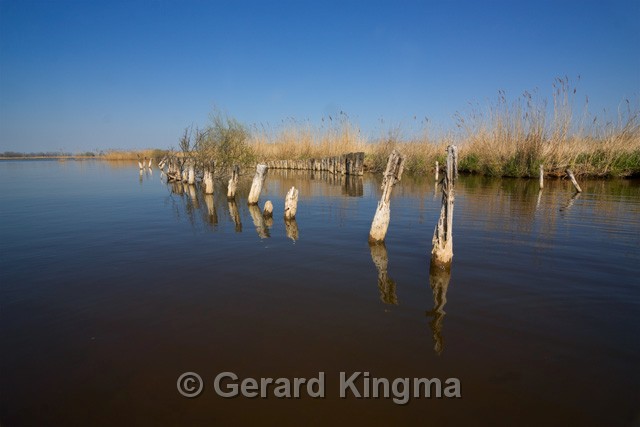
<box><xmin>1</xmin><ymin>160</ymin><xmax>639</xmax><ymax>426</ymax></box>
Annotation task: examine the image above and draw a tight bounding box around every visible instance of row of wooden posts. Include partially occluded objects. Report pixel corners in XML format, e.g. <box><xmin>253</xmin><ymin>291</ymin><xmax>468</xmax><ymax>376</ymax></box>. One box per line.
<box><xmin>266</xmin><ymin>152</ymin><xmax>365</xmax><ymax>176</ymax></box>
<box><xmin>155</xmin><ymin>148</ymin><xmax>583</xmax><ymax>269</ymax></box>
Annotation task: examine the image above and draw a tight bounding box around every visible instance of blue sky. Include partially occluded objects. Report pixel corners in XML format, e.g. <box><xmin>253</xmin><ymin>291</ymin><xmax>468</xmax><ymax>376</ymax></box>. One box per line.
<box><xmin>1</xmin><ymin>0</ymin><xmax>638</xmax><ymax>152</ymax></box>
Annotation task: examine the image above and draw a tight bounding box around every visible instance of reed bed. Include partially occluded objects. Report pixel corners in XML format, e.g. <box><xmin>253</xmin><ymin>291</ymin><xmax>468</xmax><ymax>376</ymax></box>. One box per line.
<box><xmin>100</xmin><ymin>149</ymin><xmax>168</xmax><ymax>161</ymax></box>
<box><xmin>247</xmin><ymin>80</ymin><xmax>640</xmax><ymax>177</ymax></box>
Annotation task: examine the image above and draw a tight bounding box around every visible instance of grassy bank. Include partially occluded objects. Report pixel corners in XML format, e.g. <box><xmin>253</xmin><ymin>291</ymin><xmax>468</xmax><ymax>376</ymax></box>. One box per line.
<box><xmin>246</xmin><ymin>81</ymin><xmax>639</xmax><ymax>178</ymax></box>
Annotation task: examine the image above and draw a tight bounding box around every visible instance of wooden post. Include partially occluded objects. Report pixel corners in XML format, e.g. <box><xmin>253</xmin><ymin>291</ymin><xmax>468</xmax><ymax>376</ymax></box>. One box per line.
<box><xmin>137</xmin><ymin>155</ymin><xmax>144</xmax><ymax>170</ymax></box>
<box><xmin>566</xmin><ymin>168</ymin><xmax>582</xmax><ymax>193</ymax></box>
<box><xmin>435</xmin><ymin>161</ymin><xmax>439</xmax><ymax>181</ymax></box>
<box><xmin>368</xmin><ymin>149</ymin><xmax>405</xmax><ymax>243</ymax></box>
<box><xmin>187</xmin><ymin>160</ymin><xmax>195</xmax><ymax>185</ymax></box>
<box><xmin>203</xmin><ymin>162</ymin><xmax>214</xmax><ymax>195</ymax></box>
<box><xmin>539</xmin><ymin>164</ymin><xmax>544</xmax><ymax>189</ymax></box>
<box><xmin>227</xmin><ymin>165</ymin><xmax>239</xmax><ymax>200</ymax></box>
<box><xmin>148</xmin><ymin>158</ymin><xmax>153</xmax><ymax>169</ymax></box>
<box><xmin>284</xmin><ymin>186</ymin><xmax>299</xmax><ymax>220</ymax></box>
<box><xmin>247</xmin><ymin>164</ymin><xmax>267</xmax><ymax>205</ymax></box>
<box><xmin>431</xmin><ymin>145</ymin><xmax>457</xmax><ymax>267</ymax></box>
<box><xmin>263</xmin><ymin>200</ymin><xmax>273</xmax><ymax>218</ymax></box>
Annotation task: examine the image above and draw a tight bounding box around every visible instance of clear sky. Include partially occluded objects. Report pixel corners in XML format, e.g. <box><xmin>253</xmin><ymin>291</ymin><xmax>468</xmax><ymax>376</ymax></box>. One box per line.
<box><xmin>1</xmin><ymin>0</ymin><xmax>638</xmax><ymax>152</ymax></box>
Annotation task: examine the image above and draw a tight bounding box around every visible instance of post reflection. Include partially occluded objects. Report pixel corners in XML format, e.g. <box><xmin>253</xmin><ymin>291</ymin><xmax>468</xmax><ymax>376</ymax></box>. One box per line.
<box><xmin>227</xmin><ymin>200</ymin><xmax>242</xmax><ymax>232</ymax></box>
<box><xmin>285</xmin><ymin>218</ymin><xmax>299</xmax><ymax>241</ymax></box>
<box><xmin>248</xmin><ymin>204</ymin><xmax>270</xmax><ymax>239</ymax></box>
<box><xmin>204</xmin><ymin>194</ymin><xmax>218</xmax><ymax>226</ymax></box>
<box><xmin>427</xmin><ymin>261</ymin><xmax>451</xmax><ymax>355</ymax></box>
<box><xmin>560</xmin><ymin>191</ymin><xmax>581</xmax><ymax>213</ymax></box>
<box><xmin>343</xmin><ymin>176</ymin><xmax>364</xmax><ymax>197</ymax></box>
<box><xmin>369</xmin><ymin>242</ymin><xmax>398</xmax><ymax>305</ymax></box>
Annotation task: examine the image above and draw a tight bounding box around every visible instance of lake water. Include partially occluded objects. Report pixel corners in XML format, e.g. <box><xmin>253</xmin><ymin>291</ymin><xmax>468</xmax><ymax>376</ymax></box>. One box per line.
<box><xmin>1</xmin><ymin>160</ymin><xmax>639</xmax><ymax>426</ymax></box>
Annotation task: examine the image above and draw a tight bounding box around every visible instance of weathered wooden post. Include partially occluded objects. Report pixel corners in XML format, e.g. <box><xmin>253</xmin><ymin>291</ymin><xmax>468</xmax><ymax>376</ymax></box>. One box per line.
<box><xmin>203</xmin><ymin>162</ymin><xmax>214</xmax><ymax>195</ymax></box>
<box><xmin>137</xmin><ymin>155</ymin><xmax>144</xmax><ymax>170</ymax></box>
<box><xmin>431</xmin><ymin>145</ymin><xmax>457</xmax><ymax>267</ymax></box>
<box><xmin>368</xmin><ymin>149</ymin><xmax>405</xmax><ymax>243</ymax></box>
<box><xmin>187</xmin><ymin>160</ymin><xmax>196</xmax><ymax>185</ymax></box>
<box><xmin>181</xmin><ymin>163</ymin><xmax>188</xmax><ymax>182</ymax></box>
<box><xmin>247</xmin><ymin>164</ymin><xmax>268</xmax><ymax>205</ymax></box>
<box><xmin>284</xmin><ymin>186</ymin><xmax>299</xmax><ymax>220</ymax></box>
<box><xmin>435</xmin><ymin>161</ymin><xmax>439</xmax><ymax>181</ymax></box>
<box><xmin>227</xmin><ymin>165</ymin><xmax>239</xmax><ymax>200</ymax></box>
<box><xmin>539</xmin><ymin>164</ymin><xmax>544</xmax><ymax>189</ymax></box>
<box><xmin>566</xmin><ymin>168</ymin><xmax>582</xmax><ymax>193</ymax></box>
<box><xmin>148</xmin><ymin>158</ymin><xmax>153</xmax><ymax>169</ymax></box>
<box><xmin>263</xmin><ymin>200</ymin><xmax>273</xmax><ymax>218</ymax></box>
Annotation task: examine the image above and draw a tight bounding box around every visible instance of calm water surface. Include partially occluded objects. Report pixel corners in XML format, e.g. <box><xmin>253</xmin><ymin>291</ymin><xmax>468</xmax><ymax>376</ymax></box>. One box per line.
<box><xmin>1</xmin><ymin>160</ymin><xmax>639</xmax><ymax>426</ymax></box>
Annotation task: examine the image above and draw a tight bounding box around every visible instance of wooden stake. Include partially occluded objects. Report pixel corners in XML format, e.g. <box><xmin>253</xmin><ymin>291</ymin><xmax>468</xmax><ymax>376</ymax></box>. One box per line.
<box><xmin>539</xmin><ymin>164</ymin><xmax>544</xmax><ymax>189</ymax></box>
<box><xmin>203</xmin><ymin>162</ymin><xmax>214</xmax><ymax>195</ymax></box>
<box><xmin>566</xmin><ymin>168</ymin><xmax>582</xmax><ymax>193</ymax></box>
<box><xmin>435</xmin><ymin>161</ymin><xmax>439</xmax><ymax>181</ymax></box>
<box><xmin>431</xmin><ymin>145</ymin><xmax>457</xmax><ymax>266</ymax></box>
<box><xmin>227</xmin><ymin>165</ymin><xmax>239</xmax><ymax>200</ymax></box>
<box><xmin>263</xmin><ymin>200</ymin><xmax>273</xmax><ymax>218</ymax></box>
<box><xmin>248</xmin><ymin>164</ymin><xmax>268</xmax><ymax>204</ymax></box>
<box><xmin>284</xmin><ymin>186</ymin><xmax>299</xmax><ymax>220</ymax></box>
<box><xmin>368</xmin><ymin>149</ymin><xmax>405</xmax><ymax>243</ymax></box>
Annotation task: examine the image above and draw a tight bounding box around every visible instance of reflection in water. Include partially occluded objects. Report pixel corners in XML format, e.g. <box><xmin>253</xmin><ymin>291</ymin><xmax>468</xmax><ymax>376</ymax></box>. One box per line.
<box><xmin>266</xmin><ymin>169</ymin><xmax>364</xmax><ymax>198</ymax></box>
<box><xmin>369</xmin><ymin>242</ymin><xmax>398</xmax><ymax>305</ymax></box>
<box><xmin>536</xmin><ymin>189</ymin><xmax>543</xmax><ymax>210</ymax></box>
<box><xmin>285</xmin><ymin>218</ymin><xmax>299</xmax><ymax>241</ymax></box>
<box><xmin>187</xmin><ymin>184</ymin><xmax>199</xmax><ymax>209</ymax></box>
<box><xmin>228</xmin><ymin>200</ymin><xmax>242</xmax><ymax>232</ymax></box>
<box><xmin>560</xmin><ymin>191</ymin><xmax>581</xmax><ymax>213</ymax></box>
<box><xmin>427</xmin><ymin>261</ymin><xmax>451</xmax><ymax>355</ymax></box>
<box><xmin>343</xmin><ymin>175</ymin><xmax>364</xmax><ymax>197</ymax></box>
<box><xmin>204</xmin><ymin>195</ymin><xmax>218</xmax><ymax>226</ymax></box>
<box><xmin>248</xmin><ymin>204</ymin><xmax>270</xmax><ymax>239</ymax></box>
